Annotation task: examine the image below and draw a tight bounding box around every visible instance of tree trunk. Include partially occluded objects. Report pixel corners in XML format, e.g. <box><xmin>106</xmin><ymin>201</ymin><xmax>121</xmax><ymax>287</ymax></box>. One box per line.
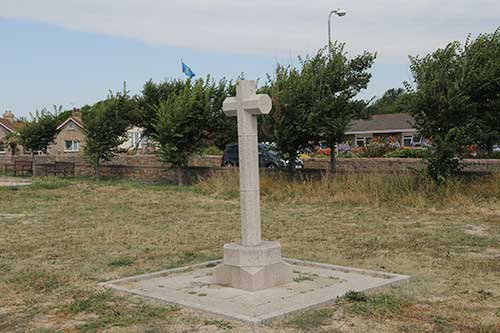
<box><xmin>176</xmin><ymin>167</ymin><xmax>184</xmax><ymax>186</ymax></box>
<box><xmin>95</xmin><ymin>158</ymin><xmax>101</xmax><ymax>181</ymax></box>
<box><xmin>330</xmin><ymin>144</ymin><xmax>337</xmax><ymax>173</ymax></box>
<box><xmin>32</xmin><ymin>152</ymin><xmax>36</xmax><ymax>177</ymax></box>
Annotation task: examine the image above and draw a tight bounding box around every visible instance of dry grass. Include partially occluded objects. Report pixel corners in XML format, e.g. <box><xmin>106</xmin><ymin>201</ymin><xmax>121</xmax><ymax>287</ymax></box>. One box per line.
<box><xmin>0</xmin><ymin>173</ymin><xmax>499</xmax><ymax>332</ymax></box>
<box><xmin>199</xmin><ymin>170</ymin><xmax>500</xmax><ymax>209</ymax></box>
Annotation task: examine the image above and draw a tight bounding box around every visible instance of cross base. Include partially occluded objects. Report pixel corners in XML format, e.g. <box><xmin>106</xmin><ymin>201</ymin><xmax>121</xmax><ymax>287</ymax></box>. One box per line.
<box><xmin>214</xmin><ymin>241</ymin><xmax>293</xmax><ymax>292</ymax></box>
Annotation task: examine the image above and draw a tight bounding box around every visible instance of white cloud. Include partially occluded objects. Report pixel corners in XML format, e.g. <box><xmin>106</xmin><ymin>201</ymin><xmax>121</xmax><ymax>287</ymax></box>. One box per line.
<box><xmin>1</xmin><ymin>0</ymin><xmax>499</xmax><ymax>63</ymax></box>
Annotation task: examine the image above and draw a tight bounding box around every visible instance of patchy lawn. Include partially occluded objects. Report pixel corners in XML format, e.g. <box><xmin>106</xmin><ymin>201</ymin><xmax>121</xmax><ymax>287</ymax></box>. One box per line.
<box><xmin>0</xmin><ymin>174</ymin><xmax>499</xmax><ymax>332</ymax></box>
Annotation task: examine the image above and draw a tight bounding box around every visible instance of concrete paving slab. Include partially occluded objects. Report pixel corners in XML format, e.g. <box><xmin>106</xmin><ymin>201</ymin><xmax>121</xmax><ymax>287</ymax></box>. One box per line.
<box><xmin>0</xmin><ymin>177</ymin><xmax>32</xmax><ymax>187</ymax></box>
<box><xmin>99</xmin><ymin>258</ymin><xmax>410</xmax><ymax>325</ymax></box>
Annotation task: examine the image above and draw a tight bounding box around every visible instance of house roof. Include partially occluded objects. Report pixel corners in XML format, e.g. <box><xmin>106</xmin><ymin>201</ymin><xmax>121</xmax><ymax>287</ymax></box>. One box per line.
<box><xmin>346</xmin><ymin>113</ymin><xmax>416</xmax><ymax>134</ymax></box>
<box><xmin>57</xmin><ymin>116</ymin><xmax>84</xmax><ymax>130</ymax></box>
<box><xmin>0</xmin><ymin>118</ymin><xmax>16</xmax><ymax>132</ymax></box>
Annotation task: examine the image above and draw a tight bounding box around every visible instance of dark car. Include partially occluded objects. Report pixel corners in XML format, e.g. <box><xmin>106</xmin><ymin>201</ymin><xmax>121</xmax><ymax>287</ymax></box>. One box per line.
<box><xmin>221</xmin><ymin>143</ymin><xmax>286</xmax><ymax>168</ymax></box>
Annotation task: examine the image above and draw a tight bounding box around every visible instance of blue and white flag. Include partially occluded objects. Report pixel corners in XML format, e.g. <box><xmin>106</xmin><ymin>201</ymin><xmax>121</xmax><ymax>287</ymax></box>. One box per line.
<box><xmin>182</xmin><ymin>61</ymin><xmax>196</xmax><ymax>79</ymax></box>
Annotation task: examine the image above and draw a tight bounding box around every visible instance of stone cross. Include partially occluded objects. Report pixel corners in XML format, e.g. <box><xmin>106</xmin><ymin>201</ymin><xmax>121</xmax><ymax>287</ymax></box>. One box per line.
<box><xmin>222</xmin><ymin>80</ymin><xmax>272</xmax><ymax>246</ymax></box>
<box><xmin>215</xmin><ymin>80</ymin><xmax>292</xmax><ymax>292</ymax></box>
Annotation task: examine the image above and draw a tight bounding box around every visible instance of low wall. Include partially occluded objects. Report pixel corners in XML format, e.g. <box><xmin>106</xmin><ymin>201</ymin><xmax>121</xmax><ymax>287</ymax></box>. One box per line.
<box><xmin>1</xmin><ymin>154</ymin><xmax>499</xmax><ymax>183</ymax></box>
<box><xmin>303</xmin><ymin>157</ymin><xmax>500</xmax><ymax>173</ymax></box>
<box><xmin>0</xmin><ymin>155</ymin><xmax>221</xmax><ymax>184</ymax></box>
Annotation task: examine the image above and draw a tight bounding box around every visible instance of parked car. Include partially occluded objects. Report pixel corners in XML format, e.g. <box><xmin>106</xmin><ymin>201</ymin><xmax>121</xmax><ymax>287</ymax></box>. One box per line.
<box><xmin>222</xmin><ymin>143</ymin><xmax>287</xmax><ymax>168</ymax></box>
<box><xmin>493</xmin><ymin>145</ymin><xmax>500</xmax><ymax>153</ymax></box>
<box><xmin>286</xmin><ymin>157</ymin><xmax>304</xmax><ymax>169</ymax></box>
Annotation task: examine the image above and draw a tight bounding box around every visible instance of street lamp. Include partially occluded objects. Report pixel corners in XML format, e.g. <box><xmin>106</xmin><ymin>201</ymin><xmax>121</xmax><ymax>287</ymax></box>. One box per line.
<box><xmin>328</xmin><ymin>9</ymin><xmax>347</xmax><ymax>50</ymax></box>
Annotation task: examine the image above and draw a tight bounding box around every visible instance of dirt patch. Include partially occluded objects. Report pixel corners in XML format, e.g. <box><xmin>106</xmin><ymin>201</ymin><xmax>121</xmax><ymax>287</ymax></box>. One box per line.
<box><xmin>464</xmin><ymin>224</ymin><xmax>490</xmax><ymax>237</ymax></box>
<box><xmin>0</xmin><ymin>177</ymin><xmax>32</xmax><ymax>187</ymax></box>
<box><xmin>467</xmin><ymin>248</ymin><xmax>500</xmax><ymax>259</ymax></box>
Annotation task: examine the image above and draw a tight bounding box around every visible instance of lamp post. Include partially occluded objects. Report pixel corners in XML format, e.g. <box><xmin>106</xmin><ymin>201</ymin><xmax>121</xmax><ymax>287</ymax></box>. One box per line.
<box><xmin>328</xmin><ymin>9</ymin><xmax>347</xmax><ymax>52</ymax></box>
<box><xmin>327</xmin><ymin>8</ymin><xmax>346</xmax><ymax>173</ymax></box>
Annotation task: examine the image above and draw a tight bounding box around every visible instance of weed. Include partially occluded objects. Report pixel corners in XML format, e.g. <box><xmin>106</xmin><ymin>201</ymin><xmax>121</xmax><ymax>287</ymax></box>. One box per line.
<box><xmin>343</xmin><ymin>292</ymin><xmax>410</xmax><ymax>319</ymax></box>
<box><xmin>205</xmin><ymin>319</ymin><xmax>233</xmax><ymax>330</ymax></box>
<box><xmin>344</xmin><ymin>291</ymin><xmax>368</xmax><ymax>302</ymax></box>
<box><xmin>75</xmin><ymin>298</ymin><xmax>179</xmax><ymax>332</ymax></box>
<box><xmin>60</xmin><ymin>291</ymin><xmax>112</xmax><ymax>314</ymax></box>
<box><xmin>286</xmin><ymin>308</ymin><xmax>335</xmax><ymax>331</ymax></box>
<box><xmin>165</xmin><ymin>252</ymin><xmax>218</xmax><ymax>269</ymax></box>
<box><xmin>31</xmin><ymin>178</ymin><xmax>71</xmax><ymax>190</ymax></box>
<box><xmin>108</xmin><ymin>257</ymin><xmax>136</xmax><ymax>267</ymax></box>
<box><xmin>7</xmin><ymin>270</ymin><xmax>61</xmax><ymax>292</ymax></box>
<box><xmin>293</xmin><ymin>274</ymin><xmax>314</xmax><ymax>283</ymax></box>
<box><xmin>431</xmin><ymin>316</ymin><xmax>455</xmax><ymax>333</ymax></box>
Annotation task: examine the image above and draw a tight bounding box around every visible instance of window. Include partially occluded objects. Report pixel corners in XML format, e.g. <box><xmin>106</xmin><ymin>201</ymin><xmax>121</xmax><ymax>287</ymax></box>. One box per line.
<box><xmin>64</xmin><ymin>140</ymin><xmax>80</xmax><ymax>152</ymax></box>
<box><xmin>403</xmin><ymin>135</ymin><xmax>413</xmax><ymax>147</ymax></box>
<box><xmin>355</xmin><ymin>136</ymin><xmax>372</xmax><ymax>147</ymax></box>
<box><xmin>131</xmin><ymin>132</ymin><xmax>142</xmax><ymax>148</ymax></box>
<box><xmin>68</xmin><ymin>122</ymin><xmax>75</xmax><ymax>130</ymax></box>
<box><xmin>0</xmin><ymin>141</ymin><xmax>4</xmax><ymax>153</ymax></box>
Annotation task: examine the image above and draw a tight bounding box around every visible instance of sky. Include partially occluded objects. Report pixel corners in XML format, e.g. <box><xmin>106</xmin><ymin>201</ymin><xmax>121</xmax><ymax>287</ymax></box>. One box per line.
<box><xmin>1</xmin><ymin>0</ymin><xmax>499</xmax><ymax>118</ymax></box>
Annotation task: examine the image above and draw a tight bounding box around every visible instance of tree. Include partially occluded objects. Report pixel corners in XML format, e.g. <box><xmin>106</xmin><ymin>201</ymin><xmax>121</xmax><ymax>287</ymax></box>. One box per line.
<box><xmin>5</xmin><ymin>132</ymin><xmax>20</xmax><ymax>156</ymax></box>
<box><xmin>139</xmin><ymin>77</ymin><xmax>237</xmax><ymax>151</ymax></box>
<box><xmin>370</xmin><ymin>88</ymin><xmax>412</xmax><ymax>115</ymax></box>
<box><xmin>407</xmin><ymin>28</ymin><xmax>500</xmax><ymax>181</ymax></box>
<box><xmin>265</xmin><ymin>63</ymin><xmax>315</xmax><ymax>172</ymax></box>
<box><xmin>151</xmin><ymin>79</ymin><xmax>210</xmax><ymax>185</ymax></box>
<box><xmin>138</xmin><ymin>79</ymin><xmax>187</xmax><ymax>137</ymax></box>
<box><xmin>17</xmin><ymin>109</ymin><xmax>60</xmax><ymax>176</ymax></box>
<box><xmin>204</xmin><ymin>77</ymin><xmax>237</xmax><ymax>150</ymax></box>
<box><xmin>307</xmin><ymin>43</ymin><xmax>376</xmax><ymax>172</ymax></box>
<box><xmin>83</xmin><ymin>89</ymin><xmax>136</xmax><ymax>180</ymax></box>
<box><xmin>461</xmin><ymin>28</ymin><xmax>500</xmax><ymax>154</ymax></box>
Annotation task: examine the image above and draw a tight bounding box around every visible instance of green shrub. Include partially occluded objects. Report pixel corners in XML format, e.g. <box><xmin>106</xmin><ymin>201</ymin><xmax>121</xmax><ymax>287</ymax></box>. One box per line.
<box><xmin>108</xmin><ymin>257</ymin><xmax>136</xmax><ymax>267</ymax></box>
<box><xmin>384</xmin><ymin>148</ymin><xmax>430</xmax><ymax>158</ymax></box>
<box><xmin>287</xmin><ymin>308</ymin><xmax>335</xmax><ymax>331</ymax></box>
<box><xmin>202</xmin><ymin>145</ymin><xmax>223</xmax><ymax>156</ymax></box>
<box><xmin>343</xmin><ymin>291</ymin><xmax>410</xmax><ymax>318</ymax></box>
<box><xmin>337</xmin><ymin>152</ymin><xmax>353</xmax><ymax>158</ymax></box>
<box><xmin>359</xmin><ymin>142</ymin><xmax>397</xmax><ymax>157</ymax></box>
<box><xmin>478</xmin><ymin>151</ymin><xmax>500</xmax><ymax>159</ymax></box>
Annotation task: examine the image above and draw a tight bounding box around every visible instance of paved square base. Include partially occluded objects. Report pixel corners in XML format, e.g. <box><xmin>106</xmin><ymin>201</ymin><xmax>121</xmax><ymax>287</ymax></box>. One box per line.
<box><xmin>99</xmin><ymin>259</ymin><xmax>410</xmax><ymax>325</ymax></box>
<box><xmin>214</xmin><ymin>241</ymin><xmax>293</xmax><ymax>291</ymax></box>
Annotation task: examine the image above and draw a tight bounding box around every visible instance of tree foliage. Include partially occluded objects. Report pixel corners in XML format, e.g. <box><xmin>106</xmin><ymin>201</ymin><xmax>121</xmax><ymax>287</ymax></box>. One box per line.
<box><xmin>308</xmin><ymin>44</ymin><xmax>376</xmax><ymax>171</ymax></box>
<box><xmin>139</xmin><ymin>77</ymin><xmax>236</xmax><ymax>151</ymax></box>
<box><xmin>265</xmin><ymin>43</ymin><xmax>376</xmax><ymax>171</ymax></box>
<box><xmin>83</xmin><ymin>89</ymin><xmax>137</xmax><ymax>179</ymax></box>
<box><xmin>151</xmin><ymin>79</ymin><xmax>210</xmax><ymax>184</ymax></box>
<box><xmin>17</xmin><ymin>109</ymin><xmax>60</xmax><ymax>176</ymax></box>
<box><xmin>370</xmin><ymin>88</ymin><xmax>412</xmax><ymax>114</ymax></box>
<box><xmin>265</xmin><ymin>64</ymin><xmax>314</xmax><ymax>171</ymax></box>
<box><xmin>407</xmin><ymin>28</ymin><xmax>500</xmax><ymax>181</ymax></box>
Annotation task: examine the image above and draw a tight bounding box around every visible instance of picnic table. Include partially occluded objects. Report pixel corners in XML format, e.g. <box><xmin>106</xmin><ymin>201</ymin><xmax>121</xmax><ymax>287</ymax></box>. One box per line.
<box><xmin>4</xmin><ymin>161</ymin><xmax>75</xmax><ymax>178</ymax></box>
<box><xmin>39</xmin><ymin>162</ymin><xmax>75</xmax><ymax>178</ymax></box>
<box><xmin>4</xmin><ymin>160</ymin><xmax>33</xmax><ymax>176</ymax></box>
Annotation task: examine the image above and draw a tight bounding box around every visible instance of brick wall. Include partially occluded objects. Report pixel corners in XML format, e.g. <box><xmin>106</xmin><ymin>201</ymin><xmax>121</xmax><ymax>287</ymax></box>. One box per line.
<box><xmin>1</xmin><ymin>154</ymin><xmax>499</xmax><ymax>183</ymax></box>
<box><xmin>304</xmin><ymin>157</ymin><xmax>500</xmax><ymax>173</ymax></box>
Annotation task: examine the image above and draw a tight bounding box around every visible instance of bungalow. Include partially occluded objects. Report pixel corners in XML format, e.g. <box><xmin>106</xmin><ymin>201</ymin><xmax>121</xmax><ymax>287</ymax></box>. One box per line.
<box><xmin>0</xmin><ymin>111</ymin><xmax>23</xmax><ymax>155</ymax></box>
<box><xmin>345</xmin><ymin>113</ymin><xmax>422</xmax><ymax>147</ymax></box>
<box><xmin>119</xmin><ymin>126</ymin><xmax>149</xmax><ymax>153</ymax></box>
<box><xmin>48</xmin><ymin>109</ymin><xmax>86</xmax><ymax>155</ymax></box>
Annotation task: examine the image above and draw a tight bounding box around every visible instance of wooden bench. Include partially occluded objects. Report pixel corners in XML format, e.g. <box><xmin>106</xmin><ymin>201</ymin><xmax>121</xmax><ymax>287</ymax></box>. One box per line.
<box><xmin>7</xmin><ymin>160</ymin><xmax>34</xmax><ymax>176</ymax></box>
<box><xmin>44</xmin><ymin>162</ymin><xmax>75</xmax><ymax>178</ymax></box>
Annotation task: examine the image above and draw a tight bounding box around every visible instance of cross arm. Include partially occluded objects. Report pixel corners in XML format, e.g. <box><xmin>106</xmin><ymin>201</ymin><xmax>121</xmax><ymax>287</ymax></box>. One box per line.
<box><xmin>242</xmin><ymin>94</ymin><xmax>272</xmax><ymax>115</ymax></box>
<box><xmin>223</xmin><ymin>97</ymin><xmax>238</xmax><ymax>117</ymax></box>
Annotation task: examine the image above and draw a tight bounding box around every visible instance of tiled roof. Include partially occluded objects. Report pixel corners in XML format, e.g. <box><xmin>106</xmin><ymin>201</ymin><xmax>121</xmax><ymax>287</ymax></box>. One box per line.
<box><xmin>0</xmin><ymin>118</ymin><xmax>16</xmax><ymax>132</ymax></box>
<box><xmin>57</xmin><ymin>116</ymin><xmax>84</xmax><ymax>130</ymax></box>
<box><xmin>347</xmin><ymin>113</ymin><xmax>416</xmax><ymax>133</ymax></box>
